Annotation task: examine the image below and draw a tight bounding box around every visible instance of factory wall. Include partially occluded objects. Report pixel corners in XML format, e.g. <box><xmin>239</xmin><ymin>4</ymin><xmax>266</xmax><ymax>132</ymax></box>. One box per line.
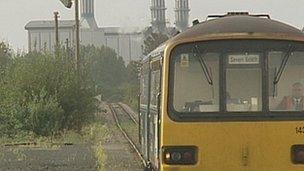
<box><xmin>27</xmin><ymin>27</ymin><xmax>143</xmax><ymax>64</ymax></box>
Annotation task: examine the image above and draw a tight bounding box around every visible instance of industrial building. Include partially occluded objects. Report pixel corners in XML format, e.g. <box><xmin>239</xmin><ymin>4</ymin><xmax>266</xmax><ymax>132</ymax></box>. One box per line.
<box><xmin>149</xmin><ymin>0</ymin><xmax>190</xmax><ymax>33</ymax></box>
<box><xmin>175</xmin><ymin>0</ymin><xmax>190</xmax><ymax>32</ymax></box>
<box><xmin>25</xmin><ymin>0</ymin><xmax>143</xmax><ymax>64</ymax></box>
<box><xmin>25</xmin><ymin>0</ymin><xmax>190</xmax><ymax>63</ymax></box>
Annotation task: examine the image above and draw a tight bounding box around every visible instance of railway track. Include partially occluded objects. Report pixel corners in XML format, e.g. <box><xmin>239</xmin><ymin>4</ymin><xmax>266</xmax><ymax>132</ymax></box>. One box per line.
<box><xmin>117</xmin><ymin>103</ymin><xmax>138</xmax><ymax>124</ymax></box>
<box><xmin>108</xmin><ymin>103</ymin><xmax>146</xmax><ymax>168</ymax></box>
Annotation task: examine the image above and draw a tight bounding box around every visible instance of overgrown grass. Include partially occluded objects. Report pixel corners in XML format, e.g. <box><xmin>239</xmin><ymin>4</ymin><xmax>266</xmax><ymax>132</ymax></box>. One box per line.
<box><xmin>81</xmin><ymin>119</ymin><xmax>111</xmax><ymax>171</ymax></box>
<box><xmin>0</xmin><ymin>115</ymin><xmax>111</xmax><ymax>170</ymax></box>
<box><xmin>95</xmin><ymin>142</ymin><xmax>106</xmax><ymax>170</ymax></box>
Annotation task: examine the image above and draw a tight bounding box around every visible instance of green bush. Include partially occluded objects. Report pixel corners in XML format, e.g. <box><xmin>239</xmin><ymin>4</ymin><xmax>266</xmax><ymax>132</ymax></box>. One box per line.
<box><xmin>27</xmin><ymin>88</ymin><xmax>64</xmax><ymax>136</ymax></box>
<box><xmin>0</xmin><ymin>49</ymin><xmax>95</xmax><ymax>136</ymax></box>
<box><xmin>0</xmin><ymin>42</ymin><xmax>139</xmax><ymax>138</ymax></box>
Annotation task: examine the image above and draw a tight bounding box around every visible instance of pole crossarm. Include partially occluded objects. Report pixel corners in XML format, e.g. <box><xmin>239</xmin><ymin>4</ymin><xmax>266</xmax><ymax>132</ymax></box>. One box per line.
<box><xmin>60</xmin><ymin>0</ymin><xmax>73</xmax><ymax>8</ymax></box>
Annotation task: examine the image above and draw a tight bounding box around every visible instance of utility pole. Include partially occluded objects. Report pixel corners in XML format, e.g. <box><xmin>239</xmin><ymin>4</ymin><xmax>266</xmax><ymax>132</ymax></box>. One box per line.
<box><xmin>75</xmin><ymin>0</ymin><xmax>80</xmax><ymax>72</ymax></box>
<box><xmin>65</xmin><ymin>38</ymin><xmax>70</xmax><ymax>58</ymax></box>
<box><xmin>129</xmin><ymin>34</ymin><xmax>132</xmax><ymax>62</ymax></box>
<box><xmin>65</xmin><ymin>38</ymin><xmax>69</xmax><ymax>50</ymax></box>
<box><xmin>59</xmin><ymin>0</ymin><xmax>80</xmax><ymax>70</ymax></box>
<box><xmin>54</xmin><ymin>11</ymin><xmax>59</xmax><ymax>57</ymax></box>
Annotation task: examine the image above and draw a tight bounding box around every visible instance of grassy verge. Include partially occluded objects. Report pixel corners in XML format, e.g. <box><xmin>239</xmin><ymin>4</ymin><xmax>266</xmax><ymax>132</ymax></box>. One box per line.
<box><xmin>0</xmin><ymin>115</ymin><xmax>111</xmax><ymax>170</ymax></box>
<box><xmin>82</xmin><ymin>122</ymin><xmax>111</xmax><ymax>170</ymax></box>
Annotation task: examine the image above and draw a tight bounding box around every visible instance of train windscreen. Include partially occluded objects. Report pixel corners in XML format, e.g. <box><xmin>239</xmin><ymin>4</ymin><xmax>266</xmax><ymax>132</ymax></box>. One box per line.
<box><xmin>269</xmin><ymin>51</ymin><xmax>304</xmax><ymax>111</ymax></box>
<box><xmin>169</xmin><ymin>40</ymin><xmax>304</xmax><ymax>119</ymax></box>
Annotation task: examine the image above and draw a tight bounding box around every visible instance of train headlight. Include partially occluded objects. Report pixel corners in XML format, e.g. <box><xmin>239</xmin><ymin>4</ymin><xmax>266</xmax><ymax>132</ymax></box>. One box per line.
<box><xmin>163</xmin><ymin>146</ymin><xmax>197</xmax><ymax>165</ymax></box>
<box><xmin>291</xmin><ymin>145</ymin><xmax>304</xmax><ymax>164</ymax></box>
<box><xmin>171</xmin><ymin>152</ymin><xmax>182</xmax><ymax>161</ymax></box>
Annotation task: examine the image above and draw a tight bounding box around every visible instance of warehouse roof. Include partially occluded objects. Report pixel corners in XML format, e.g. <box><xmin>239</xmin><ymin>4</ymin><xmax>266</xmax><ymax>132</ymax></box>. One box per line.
<box><xmin>25</xmin><ymin>20</ymin><xmax>75</xmax><ymax>30</ymax></box>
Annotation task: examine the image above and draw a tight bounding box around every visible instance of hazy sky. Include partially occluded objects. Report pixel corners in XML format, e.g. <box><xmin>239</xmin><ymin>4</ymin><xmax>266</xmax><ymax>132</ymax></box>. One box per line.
<box><xmin>1</xmin><ymin>0</ymin><xmax>304</xmax><ymax>51</ymax></box>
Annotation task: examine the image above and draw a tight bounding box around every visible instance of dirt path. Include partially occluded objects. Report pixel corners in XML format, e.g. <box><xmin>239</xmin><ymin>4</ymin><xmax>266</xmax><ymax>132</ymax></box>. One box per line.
<box><xmin>0</xmin><ymin>144</ymin><xmax>98</xmax><ymax>171</ymax></box>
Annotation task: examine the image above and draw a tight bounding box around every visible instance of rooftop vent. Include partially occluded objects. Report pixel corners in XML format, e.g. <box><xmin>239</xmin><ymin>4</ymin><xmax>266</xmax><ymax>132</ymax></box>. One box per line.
<box><xmin>192</xmin><ymin>19</ymin><xmax>200</xmax><ymax>26</ymax></box>
<box><xmin>227</xmin><ymin>12</ymin><xmax>249</xmax><ymax>16</ymax></box>
<box><xmin>206</xmin><ymin>12</ymin><xmax>271</xmax><ymax>21</ymax></box>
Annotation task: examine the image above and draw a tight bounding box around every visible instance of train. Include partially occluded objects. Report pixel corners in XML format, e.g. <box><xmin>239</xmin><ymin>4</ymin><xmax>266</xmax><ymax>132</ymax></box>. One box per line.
<box><xmin>139</xmin><ymin>12</ymin><xmax>304</xmax><ymax>171</ymax></box>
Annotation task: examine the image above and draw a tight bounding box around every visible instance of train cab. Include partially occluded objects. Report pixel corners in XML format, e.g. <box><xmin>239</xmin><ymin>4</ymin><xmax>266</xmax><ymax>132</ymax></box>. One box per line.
<box><xmin>139</xmin><ymin>12</ymin><xmax>304</xmax><ymax>171</ymax></box>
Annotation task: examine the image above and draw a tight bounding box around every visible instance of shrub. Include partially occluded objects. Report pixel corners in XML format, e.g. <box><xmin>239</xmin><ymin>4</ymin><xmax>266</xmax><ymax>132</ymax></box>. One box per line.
<box><xmin>27</xmin><ymin>88</ymin><xmax>64</xmax><ymax>136</ymax></box>
<box><xmin>0</xmin><ymin>43</ymin><xmax>138</xmax><ymax>137</ymax></box>
<box><xmin>0</xmin><ymin>49</ymin><xmax>95</xmax><ymax>136</ymax></box>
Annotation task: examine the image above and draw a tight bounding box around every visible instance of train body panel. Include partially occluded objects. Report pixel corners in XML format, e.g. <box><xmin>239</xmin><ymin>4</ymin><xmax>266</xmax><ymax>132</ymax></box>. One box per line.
<box><xmin>160</xmin><ymin>120</ymin><xmax>304</xmax><ymax>171</ymax></box>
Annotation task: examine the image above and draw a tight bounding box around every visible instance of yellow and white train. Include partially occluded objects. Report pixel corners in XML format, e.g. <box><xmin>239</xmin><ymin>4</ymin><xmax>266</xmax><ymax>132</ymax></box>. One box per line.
<box><xmin>139</xmin><ymin>12</ymin><xmax>304</xmax><ymax>171</ymax></box>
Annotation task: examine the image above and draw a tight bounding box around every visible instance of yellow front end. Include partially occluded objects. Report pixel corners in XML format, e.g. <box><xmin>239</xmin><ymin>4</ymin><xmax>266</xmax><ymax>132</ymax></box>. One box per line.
<box><xmin>160</xmin><ymin>38</ymin><xmax>304</xmax><ymax>171</ymax></box>
<box><xmin>161</xmin><ymin>119</ymin><xmax>304</xmax><ymax>171</ymax></box>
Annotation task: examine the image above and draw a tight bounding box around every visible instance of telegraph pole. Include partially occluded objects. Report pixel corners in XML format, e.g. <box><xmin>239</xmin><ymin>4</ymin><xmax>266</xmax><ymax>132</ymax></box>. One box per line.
<box><xmin>75</xmin><ymin>0</ymin><xmax>80</xmax><ymax>72</ymax></box>
<box><xmin>59</xmin><ymin>0</ymin><xmax>80</xmax><ymax>70</ymax></box>
<box><xmin>54</xmin><ymin>11</ymin><xmax>59</xmax><ymax>57</ymax></box>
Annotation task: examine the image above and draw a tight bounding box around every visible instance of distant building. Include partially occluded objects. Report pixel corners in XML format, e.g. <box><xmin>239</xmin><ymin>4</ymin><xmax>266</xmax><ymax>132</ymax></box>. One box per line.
<box><xmin>175</xmin><ymin>0</ymin><xmax>190</xmax><ymax>32</ymax></box>
<box><xmin>80</xmin><ymin>0</ymin><xmax>98</xmax><ymax>29</ymax></box>
<box><xmin>25</xmin><ymin>20</ymin><xmax>75</xmax><ymax>52</ymax></box>
<box><xmin>103</xmin><ymin>27</ymin><xmax>143</xmax><ymax>62</ymax></box>
<box><xmin>25</xmin><ymin>0</ymin><xmax>192</xmax><ymax>63</ymax></box>
<box><xmin>150</xmin><ymin>0</ymin><xmax>167</xmax><ymax>33</ymax></box>
<box><xmin>25</xmin><ymin>0</ymin><xmax>143</xmax><ymax>64</ymax></box>
<box><xmin>149</xmin><ymin>0</ymin><xmax>190</xmax><ymax>35</ymax></box>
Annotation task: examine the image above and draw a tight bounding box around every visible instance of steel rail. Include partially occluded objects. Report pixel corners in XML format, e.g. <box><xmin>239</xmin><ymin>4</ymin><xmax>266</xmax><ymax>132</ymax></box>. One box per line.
<box><xmin>108</xmin><ymin>103</ymin><xmax>147</xmax><ymax>167</ymax></box>
<box><xmin>117</xmin><ymin>103</ymin><xmax>138</xmax><ymax>125</ymax></box>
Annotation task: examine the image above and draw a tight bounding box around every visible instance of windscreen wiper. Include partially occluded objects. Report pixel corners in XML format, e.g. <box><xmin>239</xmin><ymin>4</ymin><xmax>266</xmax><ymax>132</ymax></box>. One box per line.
<box><xmin>193</xmin><ymin>45</ymin><xmax>213</xmax><ymax>85</ymax></box>
<box><xmin>272</xmin><ymin>45</ymin><xmax>294</xmax><ymax>96</ymax></box>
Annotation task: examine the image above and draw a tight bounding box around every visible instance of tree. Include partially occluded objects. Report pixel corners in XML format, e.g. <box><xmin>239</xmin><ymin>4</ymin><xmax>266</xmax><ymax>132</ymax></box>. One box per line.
<box><xmin>0</xmin><ymin>48</ymin><xmax>96</xmax><ymax>136</ymax></box>
<box><xmin>0</xmin><ymin>42</ymin><xmax>139</xmax><ymax>137</ymax></box>
<box><xmin>143</xmin><ymin>33</ymin><xmax>169</xmax><ymax>55</ymax></box>
<box><xmin>82</xmin><ymin>45</ymin><xmax>127</xmax><ymax>101</ymax></box>
<box><xmin>126</xmin><ymin>60</ymin><xmax>140</xmax><ymax>83</ymax></box>
<box><xmin>0</xmin><ymin>42</ymin><xmax>11</xmax><ymax>79</ymax></box>
<box><xmin>121</xmin><ymin>61</ymin><xmax>140</xmax><ymax>108</ymax></box>
<box><xmin>0</xmin><ymin>42</ymin><xmax>11</xmax><ymax>64</ymax></box>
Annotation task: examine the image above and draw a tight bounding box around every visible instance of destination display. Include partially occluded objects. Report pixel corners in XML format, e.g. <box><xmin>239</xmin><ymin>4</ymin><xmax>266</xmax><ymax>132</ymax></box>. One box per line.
<box><xmin>228</xmin><ymin>54</ymin><xmax>260</xmax><ymax>64</ymax></box>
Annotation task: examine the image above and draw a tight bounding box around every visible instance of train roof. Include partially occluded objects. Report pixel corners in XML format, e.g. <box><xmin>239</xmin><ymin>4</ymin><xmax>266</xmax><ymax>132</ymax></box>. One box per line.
<box><xmin>173</xmin><ymin>15</ymin><xmax>304</xmax><ymax>41</ymax></box>
<box><xmin>143</xmin><ymin>14</ymin><xmax>304</xmax><ymax>62</ymax></box>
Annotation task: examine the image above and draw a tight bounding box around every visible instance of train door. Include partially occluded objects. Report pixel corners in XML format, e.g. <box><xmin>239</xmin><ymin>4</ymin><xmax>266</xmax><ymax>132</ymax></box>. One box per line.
<box><xmin>139</xmin><ymin>61</ymin><xmax>150</xmax><ymax>160</ymax></box>
<box><xmin>148</xmin><ymin>59</ymin><xmax>161</xmax><ymax>170</ymax></box>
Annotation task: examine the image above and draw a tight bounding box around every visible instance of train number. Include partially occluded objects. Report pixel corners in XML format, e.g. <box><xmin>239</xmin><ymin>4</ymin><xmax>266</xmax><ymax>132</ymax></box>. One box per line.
<box><xmin>295</xmin><ymin>126</ymin><xmax>304</xmax><ymax>134</ymax></box>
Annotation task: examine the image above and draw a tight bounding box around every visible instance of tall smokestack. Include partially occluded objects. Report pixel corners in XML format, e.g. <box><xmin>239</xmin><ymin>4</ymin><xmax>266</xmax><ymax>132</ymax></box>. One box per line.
<box><xmin>150</xmin><ymin>0</ymin><xmax>167</xmax><ymax>32</ymax></box>
<box><xmin>175</xmin><ymin>0</ymin><xmax>190</xmax><ymax>31</ymax></box>
<box><xmin>80</xmin><ymin>0</ymin><xmax>98</xmax><ymax>29</ymax></box>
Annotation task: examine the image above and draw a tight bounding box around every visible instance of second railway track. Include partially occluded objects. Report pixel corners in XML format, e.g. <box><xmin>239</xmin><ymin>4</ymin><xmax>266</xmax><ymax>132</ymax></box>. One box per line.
<box><xmin>117</xmin><ymin>103</ymin><xmax>138</xmax><ymax>125</ymax></box>
<box><xmin>108</xmin><ymin>103</ymin><xmax>146</xmax><ymax>168</ymax></box>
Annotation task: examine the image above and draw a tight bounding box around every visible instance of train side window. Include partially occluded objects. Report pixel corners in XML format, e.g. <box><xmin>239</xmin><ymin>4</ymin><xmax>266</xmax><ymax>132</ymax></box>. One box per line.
<box><xmin>150</xmin><ymin>60</ymin><xmax>161</xmax><ymax>108</ymax></box>
<box><xmin>140</xmin><ymin>62</ymin><xmax>149</xmax><ymax>111</ymax></box>
<box><xmin>150</xmin><ymin>70</ymin><xmax>160</xmax><ymax>107</ymax></box>
<box><xmin>226</xmin><ymin>53</ymin><xmax>262</xmax><ymax>112</ymax></box>
<box><xmin>268</xmin><ymin>51</ymin><xmax>304</xmax><ymax>111</ymax></box>
<box><xmin>147</xmin><ymin>59</ymin><xmax>161</xmax><ymax>166</ymax></box>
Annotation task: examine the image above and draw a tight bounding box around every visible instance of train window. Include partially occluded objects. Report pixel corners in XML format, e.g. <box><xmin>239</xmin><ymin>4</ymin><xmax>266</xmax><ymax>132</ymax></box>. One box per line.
<box><xmin>226</xmin><ymin>53</ymin><xmax>262</xmax><ymax>112</ymax></box>
<box><xmin>140</xmin><ymin>62</ymin><xmax>149</xmax><ymax>110</ymax></box>
<box><xmin>150</xmin><ymin>70</ymin><xmax>160</xmax><ymax>107</ymax></box>
<box><xmin>269</xmin><ymin>51</ymin><xmax>304</xmax><ymax>111</ymax></box>
<box><xmin>172</xmin><ymin>52</ymin><xmax>220</xmax><ymax>112</ymax></box>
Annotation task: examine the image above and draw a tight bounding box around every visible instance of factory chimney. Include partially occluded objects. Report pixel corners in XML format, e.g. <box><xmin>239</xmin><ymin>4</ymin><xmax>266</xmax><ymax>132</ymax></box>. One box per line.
<box><xmin>175</xmin><ymin>0</ymin><xmax>190</xmax><ymax>31</ymax></box>
<box><xmin>150</xmin><ymin>0</ymin><xmax>167</xmax><ymax>32</ymax></box>
<box><xmin>80</xmin><ymin>0</ymin><xmax>98</xmax><ymax>29</ymax></box>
